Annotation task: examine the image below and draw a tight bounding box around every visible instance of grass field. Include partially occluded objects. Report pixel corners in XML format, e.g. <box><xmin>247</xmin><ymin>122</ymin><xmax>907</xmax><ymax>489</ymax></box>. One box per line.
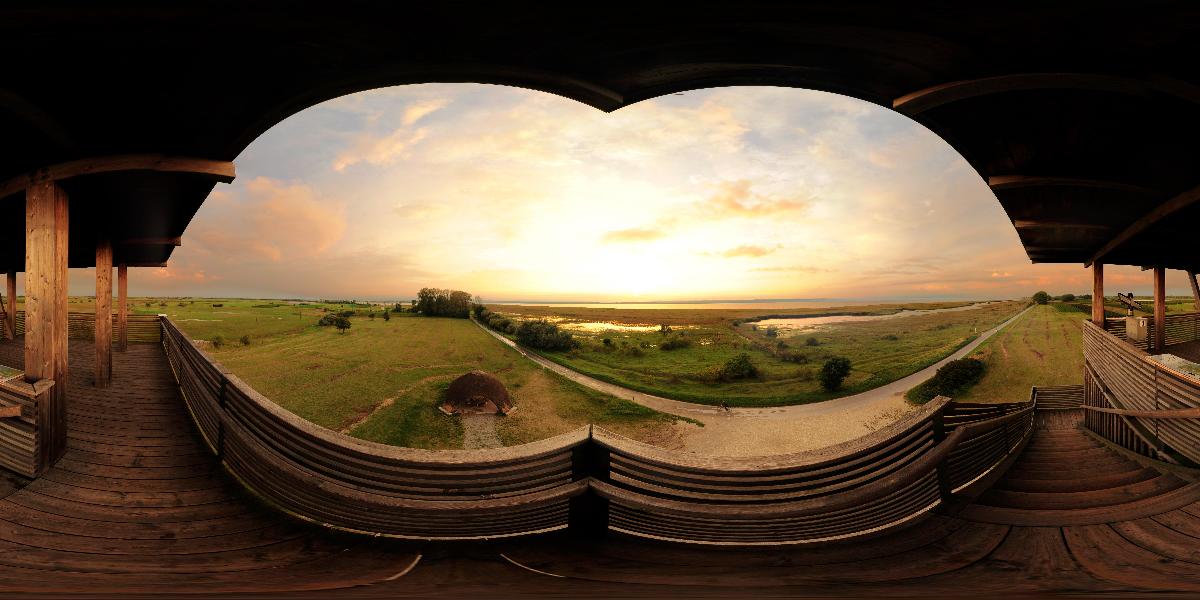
<box><xmin>169</xmin><ymin>306</ymin><xmax>680</xmax><ymax>450</ymax></box>
<box><xmin>955</xmin><ymin>303</ymin><xmax>1085</xmax><ymax>403</ymax></box>
<box><xmin>489</xmin><ymin>300</ymin><xmax>1026</xmax><ymax>407</ymax></box>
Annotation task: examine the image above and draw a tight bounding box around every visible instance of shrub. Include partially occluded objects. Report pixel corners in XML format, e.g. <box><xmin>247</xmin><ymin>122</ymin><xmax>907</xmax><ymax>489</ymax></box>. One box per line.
<box><xmin>659</xmin><ymin>324</ymin><xmax>672</xmax><ymax>335</ymax></box>
<box><xmin>318</xmin><ymin>313</ymin><xmax>338</xmax><ymax>326</ymax></box>
<box><xmin>472</xmin><ymin>304</ymin><xmax>488</xmax><ymax>318</ymax></box>
<box><xmin>339</xmin><ymin>310</ymin><xmax>355</xmax><ymax>318</ymax></box>
<box><xmin>334</xmin><ymin>316</ymin><xmax>352</xmax><ymax>334</ymax></box>
<box><xmin>368</xmin><ymin>312</ymin><xmax>376</xmax><ymax>320</ymax></box>
<box><xmin>515</xmin><ymin>319</ymin><xmax>577</xmax><ymax>351</ymax></box>
<box><xmin>602</xmin><ymin>337</ymin><xmax>613</xmax><ymax>346</ymax></box>
<box><xmin>780</xmin><ymin>350</ymin><xmax>808</xmax><ymax>364</ymax></box>
<box><xmin>239</xmin><ymin>334</ymin><xmax>251</xmax><ymax>346</ymax></box>
<box><xmin>382</xmin><ymin>310</ymin><xmax>390</xmax><ymax>321</ymax></box>
<box><xmin>1032</xmin><ymin>291</ymin><xmax>1050</xmax><ymax>305</ymax></box>
<box><xmin>765</xmin><ymin>326</ymin><xmax>779</xmax><ymax>338</ymax></box>
<box><xmin>905</xmin><ymin>358</ymin><xmax>986</xmax><ymax>404</ymax></box>
<box><xmin>211</xmin><ymin>335</ymin><xmax>225</xmax><ymax>349</ymax></box>
<box><xmin>620</xmin><ymin>345</ymin><xmax>644</xmax><ymax>357</ymax></box>
<box><xmin>880</xmin><ymin>334</ymin><xmax>899</xmax><ymax>341</ymax></box>
<box><xmin>776</xmin><ymin>341</ymin><xmax>789</xmax><ymax>350</ymax></box>
<box><xmin>212</xmin><ymin>303</ymin><xmax>223</xmax><ymax>308</ymax></box>
<box><xmin>805</xmin><ymin>337</ymin><xmax>820</xmax><ymax>347</ymax></box>
<box><xmin>1060</xmin><ymin>293</ymin><xmax>1076</xmax><ymax>302</ymax></box>
<box><xmin>718</xmin><ymin>353</ymin><xmax>759</xmax><ymax>381</ymax></box>
<box><xmin>818</xmin><ymin>357</ymin><xmax>852</xmax><ymax>391</ymax></box>
<box><xmin>660</xmin><ymin>337</ymin><xmax>692</xmax><ymax>351</ymax></box>
<box><xmin>392</xmin><ymin>303</ymin><xmax>405</xmax><ymax>313</ymax></box>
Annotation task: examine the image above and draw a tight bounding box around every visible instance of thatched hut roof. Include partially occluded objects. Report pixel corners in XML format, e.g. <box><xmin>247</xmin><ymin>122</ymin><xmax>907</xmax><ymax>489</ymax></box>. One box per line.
<box><xmin>441</xmin><ymin>371</ymin><xmax>513</xmax><ymax>415</ymax></box>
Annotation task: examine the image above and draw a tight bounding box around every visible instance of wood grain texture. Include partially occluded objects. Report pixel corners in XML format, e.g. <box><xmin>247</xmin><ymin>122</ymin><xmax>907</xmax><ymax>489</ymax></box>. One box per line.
<box><xmin>94</xmin><ymin>240</ymin><xmax>112</xmax><ymax>387</ymax></box>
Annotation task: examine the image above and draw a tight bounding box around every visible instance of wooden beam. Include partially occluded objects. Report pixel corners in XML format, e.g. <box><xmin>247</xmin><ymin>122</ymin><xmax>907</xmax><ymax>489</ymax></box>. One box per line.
<box><xmin>0</xmin><ymin>154</ymin><xmax>236</xmax><ymax>200</ymax></box>
<box><xmin>1190</xmin><ymin>271</ymin><xmax>1200</xmax><ymax>312</ymax></box>
<box><xmin>95</xmin><ymin>240</ymin><xmax>112</xmax><ymax>388</ymax></box>
<box><xmin>1087</xmin><ymin>182</ymin><xmax>1200</xmax><ymax>267</ymax></box>
<box><xmin>114</xmin><ymin>236</ymin><xmax>182</xmax><ymax>246</ymax></box>
<box><xmin>989</xmin><ymin>175</ymin><xmax>1159</xmax><ymax>196</ymax></box>
<box><xmin>4</xmin><ymin>273</ymin><xmax>13</xmax><ymax>340</ymax></box>
<box><xmin>894</xmin><ymin>73</ymin><xmax>1158</xmax><ymax>116</ymax></box>
<box><xmin>116</xmin><ymin>264</ymin><xmax>127</xmax><ymax>353</ymax></box>
<box><xmin>1153</xmin><ymin>267</ymin><xmax>1166</xmax><ymax>353</ymax></box>
<box><xmin>1092</xmin><ymin>263</ymin><xmax>1105</xmax><ymax>326</ymax></box>
<box><xmin>1012</xmin><ymin>220</ymin><xmax>1114</xmax><ymax>231</ymax></box>
<box><xmin>25</xmin><ymin>180</ymin><xmax>69</xmax><ymax>468</ymax></box>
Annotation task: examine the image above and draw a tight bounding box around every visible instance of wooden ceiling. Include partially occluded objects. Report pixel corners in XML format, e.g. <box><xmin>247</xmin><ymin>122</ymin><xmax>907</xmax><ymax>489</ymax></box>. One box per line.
<box><xmin>0</xmin><ymin>2</ymin><xmax>1196</xmax><ymax>271</ymax></box>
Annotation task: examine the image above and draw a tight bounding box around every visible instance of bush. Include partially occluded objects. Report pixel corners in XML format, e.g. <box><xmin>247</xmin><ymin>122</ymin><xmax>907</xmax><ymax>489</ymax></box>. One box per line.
<box><xmin>318</xmin><ymin>313</ymin><xmax>338</xmax><ymax>326</ymax></box>
<box><xmin>905</xmin><ymin>358</ymin><xmax>986</xmax><ymax>404</ymax></box>
<box><xmin>1060</xmin><ymin>293</ymin><xmax>1076</xmax><ymax>302</ymax></box>
<box><xmin>392</xmin><ymin>303</ymin><xmax>405</xmax><ymax>313</ymax></box>
<box><xmin>334</xmin><ymin>316</ymin><xmax>352</xmax><ymax>334</ymax></box>
<box><xmin>659</xmin><ymin>324</ymin><xmax>672</xmax><ymax>335</ymax></box>
<box><xmin>240</xmin><ymin>334</ymin><xmax>251</xmax><ymax>346</ymax></box>
<box><xmin>212</xmin><ymin>303</ymin><xmax>223</xmax><ymax>308</ymax></box>
<box><xmin>1032</xmin><ymin>291</ymin><xmax>1050</xmax><ymax>305</ymax></box>
<box><xmin>472</xmin><ymin>304</ymin><xmax>488</xmax><ymax>318</ymax></box>
<box><xmin>818</xmin><ymin>357</ymin><xmax>852</xmax><ymax>392</ymax></box>
<box><xmin>339</xmin><ymin>310</ymin><xmax>355</xmax><ymax>318</ymax></box>
<box><xmin>382</xmin><ymin>310</ymin><xmax>390</xmax><ymax>321</ymax></box>
<box><xmin>764</xmin><ymin>325</ymin><xmax>779</xmax><ymax>338</ymax></box>
<box><xmin>805</xmin><ymin>337</ymin><xmax>820</xmax><ymax>347</ymax></box>
<box><xmin>602</xmin><ymin>337</ymin><xmax>613</xmax><ymax>346</ymax></box>
<box><xmin>515</xmin><ymin>319</ymin><xmax>577</xmax><ymax>351</ymax></box>
<box><xmin>211</xmin><ymin>335</ymin><xmax>225</xmax><ymax>349</ymax></box>
<box><xmin>718</xmin><ymin>353</ymin><xmax>759</xmax><ymax>381</ymax></box>
<box><xmin>780</xmin><ymin>350</ymin><xmax>808</xmax><ymax>364</ymax></box>
<box><xmin>660</xmin><ymin>337</ymin><xmax>692</xmax><ymax>351</ymax></box>
<box><xmin>880</xmin><ymin>334</ymin><xmax>899</xmax><ymax>341</ymax></box>
<box><xmin>368</xmin><ymin>312</ymin><xmax>376</xmax><ymax>320</ymax></box>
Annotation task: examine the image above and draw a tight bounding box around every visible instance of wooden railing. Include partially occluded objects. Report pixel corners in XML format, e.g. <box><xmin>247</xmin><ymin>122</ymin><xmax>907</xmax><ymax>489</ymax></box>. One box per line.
<box><xmin>160</xmin><ymin>315</ymin><xmax>1035</xmax><ymax>544</ymax></box>
<box><xmin>0</xmin><ymin>378</ymin><xmax>55</xmax><ymax>477</ymax></box>
<box><xmin>1083</xmin><ymin>320</ymin><xmax>1200</xmax><ymax>465</ymax></box>
<box><xmin>0</xmin><ymin>310</ymin><xmax>160</xmax><ymax>343</ymax></box>
<box><xmin>1105</xmin><ymin>311</ymin><xmax>1200</xmax><ymax>351</ymax></box>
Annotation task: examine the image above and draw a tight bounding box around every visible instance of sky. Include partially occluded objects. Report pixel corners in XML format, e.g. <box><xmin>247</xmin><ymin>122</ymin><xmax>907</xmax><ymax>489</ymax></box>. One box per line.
<box><xmin>80</xmin><ymin>84</ymin><xmax>1192</xmax><ymax>301</ymax></box>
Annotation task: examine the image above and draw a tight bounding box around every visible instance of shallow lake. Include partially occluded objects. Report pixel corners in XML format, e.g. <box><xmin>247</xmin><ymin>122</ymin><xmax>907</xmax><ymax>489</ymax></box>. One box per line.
<box><xmin>753</xmin><ymin>302</ymin><xmax>996</xmax><ymax>335</ymax></box>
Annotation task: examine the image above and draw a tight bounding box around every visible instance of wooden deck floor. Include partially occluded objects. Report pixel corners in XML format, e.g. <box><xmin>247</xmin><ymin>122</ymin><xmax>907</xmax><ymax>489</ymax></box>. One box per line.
<box><xmin>0</xmin><ymin>341</ymin><xmax>1196</xmax><ymax>597</ymax></box>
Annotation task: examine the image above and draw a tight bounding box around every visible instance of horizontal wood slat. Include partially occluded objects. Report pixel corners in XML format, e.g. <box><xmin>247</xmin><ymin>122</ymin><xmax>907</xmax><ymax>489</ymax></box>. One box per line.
<box><xmin>1083</xmin><ymin>319</ymin><xmax>1200</xmax><ymax>465</ymax></box>
<box><xmin>160</xmin><ymin>316</ymin><xmax>1035</xmax><ymax>545</ymax></box>
<box><xmin>0</xmin><ymin>311</ymin><xmax>159</xmax><ymax>343</ymax></box>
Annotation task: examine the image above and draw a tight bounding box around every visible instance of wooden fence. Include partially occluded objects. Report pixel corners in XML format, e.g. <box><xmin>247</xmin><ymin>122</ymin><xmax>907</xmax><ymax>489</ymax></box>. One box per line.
<box><xmin>0</xmin><ymin>311</ymin><xmax>160</xmax><ymax>343</ymax></box>
<box><xmin>161</xmin><ymin>316</ymin><xmax>1035</xmax><ymax>544</ymax></box>
<box><xmin>1083</xmin><ymin>319</ymin><xmax>1200</xmax><ymax>465</ymax></box>
<box><xmin>1104</xmin><ymin>311</ymin><xmax>1200</xmax><ymax>351</ymax></box>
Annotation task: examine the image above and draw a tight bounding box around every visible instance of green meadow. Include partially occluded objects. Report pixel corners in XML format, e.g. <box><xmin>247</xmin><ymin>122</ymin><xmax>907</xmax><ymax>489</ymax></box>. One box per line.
<box><xmin>488</xmin><ymin>300</ymin><xmax>1026</xmax><ymax>407</ymax></box>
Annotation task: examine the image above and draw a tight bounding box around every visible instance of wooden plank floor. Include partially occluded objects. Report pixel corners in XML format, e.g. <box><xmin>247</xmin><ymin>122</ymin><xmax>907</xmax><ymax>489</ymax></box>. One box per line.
<box><xmin>0</xmin><ymin>341</ymin><xmax>1196</xmax><ymax>597</ymax></box>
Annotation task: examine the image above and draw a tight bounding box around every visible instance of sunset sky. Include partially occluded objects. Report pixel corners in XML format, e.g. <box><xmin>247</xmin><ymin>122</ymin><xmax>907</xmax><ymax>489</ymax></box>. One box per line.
<box><xmin>98</xmin><ymin>84</ymin><xmax>1191</xmax><ymax>301</ymax></box>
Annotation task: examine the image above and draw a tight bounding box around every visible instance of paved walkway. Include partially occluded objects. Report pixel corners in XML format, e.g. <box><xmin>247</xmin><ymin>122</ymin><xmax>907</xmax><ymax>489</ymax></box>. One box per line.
<box><xmin>477</xmin><ymin>305</ymin><xmax>1033</xmax><ymax>456</ymax></box>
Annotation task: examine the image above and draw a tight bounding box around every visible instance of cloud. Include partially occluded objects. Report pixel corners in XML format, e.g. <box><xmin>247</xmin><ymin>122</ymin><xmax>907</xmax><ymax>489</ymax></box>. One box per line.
<box><xmin>601</xmin><ymin>226</ymin><xmax>669</xmax><ymax>244</ymax></box>
<box><xmin>752</xmin><ymin>265</ymin><xmax>833</xmax><ymax>273</ymax></box>
<box><xmin>331</xmin><ymin>99</ymin><xmax>449</xmax><ymax>171</ymax></box>
<box><xmin>188</xmin><ymin>177</ymin><xmax>346</xmax><ymax>263</ymax></box>
<box><xmin>402</xmin><ymin>99</ymin><xmax>449</xmax><ymax>126</ymax></box>
<box><xmin>698</xmin><ymin>179</ymin><xmax>809</xmax><ymax>219</ymax></box>
<box><xmin>719</xmin><ymin>245</ymin><xmax>780</xmax><ymax>258</ymax></box>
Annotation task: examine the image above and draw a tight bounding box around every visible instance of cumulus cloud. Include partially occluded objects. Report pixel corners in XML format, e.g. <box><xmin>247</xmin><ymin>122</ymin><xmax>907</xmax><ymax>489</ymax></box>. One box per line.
<box><xmin>719</xmin><ymin>245</ymin><xmax>780</xmax><ymax>258</ymax></box>
<box><xmin>601</xmin><ymin>226</ymin><xmax>669</xmax><ymax>244</ymax></box>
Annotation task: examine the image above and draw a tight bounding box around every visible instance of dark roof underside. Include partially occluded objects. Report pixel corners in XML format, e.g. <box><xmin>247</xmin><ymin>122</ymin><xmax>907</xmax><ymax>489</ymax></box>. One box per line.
<box><xmin>0</xmin><ymin>2</ymin><xmax>1198</xmax><ymax>271</ymax></box>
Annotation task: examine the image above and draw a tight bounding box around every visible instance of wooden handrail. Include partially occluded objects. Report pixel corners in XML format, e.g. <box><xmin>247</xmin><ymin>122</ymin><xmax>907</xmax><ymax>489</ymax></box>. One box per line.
<box><xmin>1082</xmin><ymin>405</ymin><xmax>1200</xmax><ymax>419</ymax></box>
<box><xmin>591</xmin><ymin>404</ymin><xmax>1033</xmax><ymax>520</ymax></box>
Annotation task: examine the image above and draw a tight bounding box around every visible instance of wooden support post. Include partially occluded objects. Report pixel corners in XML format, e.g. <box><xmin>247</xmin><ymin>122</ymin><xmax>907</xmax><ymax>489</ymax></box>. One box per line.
<box><xmin>1153</xmin><ymin>267</ymin><xmax>1166</xmax><ymax>353</ymax></box>
<box><xmin>568</xmin><ymin>435</ymin><xmax>610</xmax><ymax>538</ymax></box>
<box><xmin>1092</xmin><ymin>263</ymin><xmax>1106</xmax><ymax>327</ymax></box>
<box><xmin>5</xmin><ymin>273</ymin><xmax>14</xmax><ymax>340</ymax></box>
<box><xmin>25</xmin><ymin>180</ymin><xmax>69</xmax><ymax>468</ymax></box>
<box><xmin>116</xmin><ymin>264</ymin><xmax>127</xmax><ymax>352</ymax></box>
<box><xmin>1189</xmin><ymin>271</ymin><xmax>1200</xmax><ymax>312</ymax></box>
<box><xmin>95</xmin><ymin>241</ymin><xmax>112</xmax><ymax>387</ymax></box>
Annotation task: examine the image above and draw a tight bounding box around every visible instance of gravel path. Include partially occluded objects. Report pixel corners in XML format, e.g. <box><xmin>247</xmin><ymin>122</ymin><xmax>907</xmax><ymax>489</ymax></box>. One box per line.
<box><xmin>476</xmin><ymin>305</ymin><xmax>1032</xmax><ymax>456</ymax></box>
<box><xmin>461</xmin><ymin>415</ymin><xmax>502</xmax><ymax>449</ymax></box>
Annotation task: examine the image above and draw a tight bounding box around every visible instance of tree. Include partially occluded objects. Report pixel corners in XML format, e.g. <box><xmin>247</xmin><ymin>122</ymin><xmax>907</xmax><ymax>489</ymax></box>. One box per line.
<box><xmin>382</xmin><ymin>310</ymin><xmax>390</xmax><ymax>322</ymax></box>
<box><xmin>1032</xmin><ymin>291</ymin><xmax>1051</xmax><ymax>305</ymax></box>
<box><xmin>515</xmin><ymin>319</ymin><xmax>577</xmax><ymax>351</ymax></box>
<box><xmin>819</xmin><ymin>357</ymin><xmax>852</xmax><ymax>392</ymax></box>
<box><xmin>334</xmin><ymin>316</ymin><xmax>351</xmax><ymax>334</ymax></box>
<box><xmin>415</xmin><ymin>287</ymin><xmax>473</xmax><ymax>318</ymax></box>
<box><xmin>1060</xmin><ymin>293</ymin><xmax>1076</xmax><ymax>302</ymax></box>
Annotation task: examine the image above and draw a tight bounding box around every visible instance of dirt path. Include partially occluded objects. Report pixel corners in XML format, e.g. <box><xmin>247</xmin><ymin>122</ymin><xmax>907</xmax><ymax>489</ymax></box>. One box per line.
<box><xmin>475</xmin><ymin>305</ymin><xmax>1032</xmax><ymax>456</ymax></box>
